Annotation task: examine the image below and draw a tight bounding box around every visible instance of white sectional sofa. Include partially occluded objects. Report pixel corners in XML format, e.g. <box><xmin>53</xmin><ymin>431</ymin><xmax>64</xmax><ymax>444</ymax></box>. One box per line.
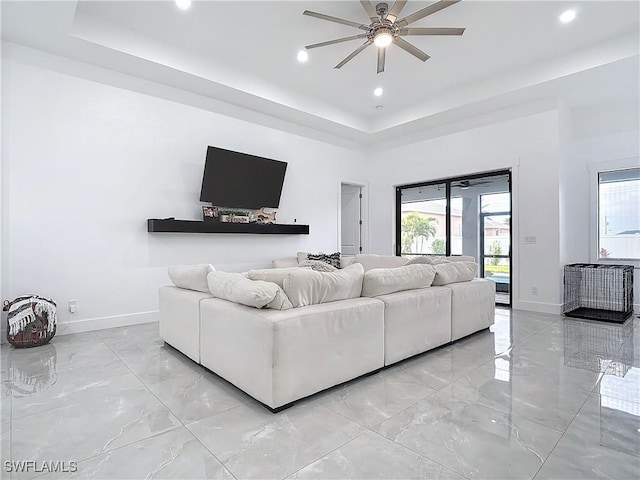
<box><xmin>159</xmin><ymin>254</ymin><xmax>495</xmax><ymax>411</ymax></box>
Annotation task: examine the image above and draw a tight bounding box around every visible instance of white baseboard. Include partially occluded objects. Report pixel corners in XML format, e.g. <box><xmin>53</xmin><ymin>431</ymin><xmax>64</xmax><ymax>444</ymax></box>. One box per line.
<box><xmin>513</xmin><ymin>300</ymin><xmax>562</xmax><ymax>315</ymax></box>
<box><xmin>55</xmin><ymin>311</ymin><xmax>158</xmax><ymax>336</ymax></box>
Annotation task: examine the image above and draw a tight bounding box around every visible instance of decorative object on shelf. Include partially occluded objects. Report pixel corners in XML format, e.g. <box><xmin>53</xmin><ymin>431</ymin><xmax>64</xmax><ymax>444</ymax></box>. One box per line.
<box><xmin>249</xmin><ymin>207</ymin><xmax>277</xmax><ymax>224</ymax></box>
<box><xmin>202</xmin><ymin>206</ymin><xmax>219</xmax><ymax>222</ymax></box>
<box><xmin>563</xmin><ymin>263</ymin><xmax>634</xmax><ymax>323</ymax></box>
<box><xmin>3</xmin><ymin>295</ymin><xmax>57</xmax><ymax>348</ymax></box>
<box><xmin>218</xmin><ymin>208</ymin><xmax>249</xmax><ymax>223</ymax></box>
<box><xmin>230</xmin><ymin>215</ymin><xmax>250</xmax><ymax>224</ymax></box>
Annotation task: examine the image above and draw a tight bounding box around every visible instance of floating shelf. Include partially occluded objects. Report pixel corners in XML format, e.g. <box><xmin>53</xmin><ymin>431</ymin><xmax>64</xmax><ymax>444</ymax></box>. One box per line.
<box><xmin>147</xmin><ymin>219</ymin><xmax>309</xmax><ymax>235</ymax></box>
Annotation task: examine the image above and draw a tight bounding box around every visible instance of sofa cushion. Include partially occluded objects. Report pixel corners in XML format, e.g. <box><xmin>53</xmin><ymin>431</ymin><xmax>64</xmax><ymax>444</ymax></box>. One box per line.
<box><xmin>265</xmin><ymin>288</ymin><xmax>294</xmax><ymax>311</ymax></box>
<box><xmin>168</xmin><ymin>264</ymin><xmax>215</xmax><ymax>293</ymax></box>
<box><xmin>432</xmin><ymin>262</ymin><xmax>478</xmax><ymax>286</ymax></box>
<box><xmin>405</xmin><ymin>256</ymin><xmax>434</xmax><ymax>265</ymax></box>
<box><xmin>341</xmin><ymin>256</ymin><xmax>355</xmax><ymax>268</ymax></box>
<box><xmin>362</xmin><ymin>264</ymin><xmax>436</xmax><ymax>297</ymax></box>
<box><xmin>283</xmin><ymin>263</ymin><xmax>364</xmax><ymax>307</ymax></box>
<box><xmin>272</xmin><ymin>257</ymin><xmax>299</xmax><ymax>268</ymax></box>
<box><xmin>298</xmin><ymin>259</ymin><xmax>338</xmax><ymax>272</ymax></box>
<box><xmin>431</xmin><ymin>258</ymin><xmax>451</xmax><ymax>265</ymax></box>
<box><xmin>207</xmin><ymin>271</ymin><xmax>282</xmax><ymax>308</ymax></box>
<box><xmin>247</xmin><ymin>267</ymin><xmax>305</xmax><ymax>288</ymax></box>
<box><xmin>353</xmin><ymin>254</ymin><xmax>408</xmax><ymax>272</ymax></box>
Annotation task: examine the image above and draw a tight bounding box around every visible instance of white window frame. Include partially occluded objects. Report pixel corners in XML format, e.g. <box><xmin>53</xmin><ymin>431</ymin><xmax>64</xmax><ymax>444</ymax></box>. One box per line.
<box><xmin>589</xmin><ymin>157</ymin><xmax>640</xmax><ymax>265</ymax></box>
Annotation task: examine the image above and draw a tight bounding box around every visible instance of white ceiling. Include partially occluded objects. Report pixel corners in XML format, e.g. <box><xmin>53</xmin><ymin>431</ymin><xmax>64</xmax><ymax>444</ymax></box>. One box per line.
<box><xmin>2</xmin><ymin>1</ymin><xmax>639</xmax><ymax>147</ymax></box>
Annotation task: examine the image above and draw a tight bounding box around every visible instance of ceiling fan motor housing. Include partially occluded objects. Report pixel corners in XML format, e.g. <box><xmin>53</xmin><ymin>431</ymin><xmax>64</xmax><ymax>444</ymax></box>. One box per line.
<box><xmin>376</xmin><ymin>3</ymin><xmax>389</xmax><ymax>17</ymax></box>
<box><xmin>369</xmin><ymin>23</ymin><xmax>398</xmax><ymax>43</ymax></box>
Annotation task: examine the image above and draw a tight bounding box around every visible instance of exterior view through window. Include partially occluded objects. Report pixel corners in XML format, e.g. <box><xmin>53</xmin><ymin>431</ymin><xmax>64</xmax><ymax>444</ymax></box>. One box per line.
<box><xmin>397</xmin><ymin>172</ymin><xmax>511</xmax><ymax>305</ymax></box>
<box><xmin>598</xmin><ymin>168</ymin><xmax>640</xmax><ymax>260</ymax></box>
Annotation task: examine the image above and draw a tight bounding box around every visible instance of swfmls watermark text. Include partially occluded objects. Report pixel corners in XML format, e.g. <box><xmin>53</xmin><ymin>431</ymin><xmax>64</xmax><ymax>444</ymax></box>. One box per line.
<box><xmin>4</xmin><ymin>460</ymin><xmax>78</xmax><ymax>473</ymax></box>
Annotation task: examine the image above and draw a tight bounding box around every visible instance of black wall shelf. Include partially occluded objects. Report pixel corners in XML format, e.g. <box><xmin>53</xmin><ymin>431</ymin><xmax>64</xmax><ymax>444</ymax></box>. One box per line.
<box><xmin>147</xmin><ymin>219</ymin><xmax>309</xmax><ymax>235</ymax></box>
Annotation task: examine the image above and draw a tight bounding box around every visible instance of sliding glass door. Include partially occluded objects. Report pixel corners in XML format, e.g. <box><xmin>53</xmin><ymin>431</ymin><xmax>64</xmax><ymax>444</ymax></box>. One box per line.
<box><xmin>396</xmin><ymin>171</ymin><xmax>511</xmax><ymax>305</ymax></box>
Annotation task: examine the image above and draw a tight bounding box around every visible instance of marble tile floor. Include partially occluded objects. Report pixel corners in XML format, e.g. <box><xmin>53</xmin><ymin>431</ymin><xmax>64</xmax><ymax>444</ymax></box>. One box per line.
<box><xmin>0</xmin><ymin>308</ymin><xmax>638</xmax><ymax>480</ymax></box>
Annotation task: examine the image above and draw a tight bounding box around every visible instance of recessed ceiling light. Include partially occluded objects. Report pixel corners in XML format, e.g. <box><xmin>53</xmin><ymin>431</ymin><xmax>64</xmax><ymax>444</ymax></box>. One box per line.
<box><xmin>175</xmin><ymin>0</ymin><xmax>191</xmax><ymax>10</ymax></box>
<box><xmin>297</xmin><ymin>50</ymin><xmax>309</xmax><ymax>63</ymax></box>
<box><xmin>374</xmin><ymin>87</ymin><xmax>383</xmax><ymax>97</ymax></box>
<box><xmin>559</xmin><ymin>9</ymin><xmax>576</xmax><ymax>23</ymax></box>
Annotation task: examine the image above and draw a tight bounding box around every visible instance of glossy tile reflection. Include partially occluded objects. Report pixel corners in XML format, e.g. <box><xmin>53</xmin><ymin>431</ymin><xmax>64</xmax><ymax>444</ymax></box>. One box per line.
<box><xmin>0</xmin><ymin>310</ymin><xmax>638</xmax><ymax>479</ymax></box>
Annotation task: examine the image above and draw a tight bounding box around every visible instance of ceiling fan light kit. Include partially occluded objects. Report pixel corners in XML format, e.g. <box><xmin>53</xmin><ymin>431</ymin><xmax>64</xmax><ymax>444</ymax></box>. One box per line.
<box><xmin>303</xmin><ymin>0</ymin><xmax>466</xmax><ymax>73</ymax></box>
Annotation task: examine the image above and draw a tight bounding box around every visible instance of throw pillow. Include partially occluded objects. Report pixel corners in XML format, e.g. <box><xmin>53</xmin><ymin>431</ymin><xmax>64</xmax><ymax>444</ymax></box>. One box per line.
<box><xmin>431</xmin><ymin>262</ymin><xmax>478</xmax><ymax>286</ymax></box>
<box><xmin>353</xmin><ymin>254</ymin><xmax>408</xmax><ymax>272</ymax></box>
<box><xmin>298</xmin><ymin>259</ymin><xmax>338</xmax><ymax>272</ymax></box>
<box><xmin>307</xmin><ymin>252</ymin><xmax>342</xmax><ymax>269</ymax></box>
<box><xmin>362</xmin><ymin>264</ymin><xmax>436</xmax><ymax>297</ymax></box>
<box><xmin>405</xmin><ymin>256</ymin><xmax>434</xmax><ymax>265</ymax></box>
<box><xmin>247</xmin><ymin>267</ymin><xmax>309</xmax><ymax>288</ymax></box>
<box><xmin>168</xmin><ymin>264</ymin><xmax>215</xmax><ymax>293</ymax></box>
<box><xmin>282</xmin><ymin>263</ymin><xmax>364</xmax><ymax>307</ymax></box>
<box><xmin>265</xmin><ymin>287</ymin><xmax>294</xmax><ymax>310</ymax></box>
<box><xmin>341</xmin><ymin>256</ymin><xmax>355</xmax><ymax>268</ymax></box>
<box><xmin>431</xmin><ymin>258</ymin><xmax>451</xmax><ymax>265</ymax></box>
<box><xmin>272</xmin><ymin>257</ymin><xmax>299</xmax><ymax>268</ymax></box>
<box><xmin>206</xmin><ymin>271</ymin><xmax>279</xmax><ymax>308</ymax></box>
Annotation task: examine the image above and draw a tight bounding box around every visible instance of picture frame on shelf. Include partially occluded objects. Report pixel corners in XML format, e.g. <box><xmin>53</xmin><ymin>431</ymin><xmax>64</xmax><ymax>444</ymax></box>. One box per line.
<box><xmin>202</xmin><ymin>206</ymin><xmax>219</xmax><ymax>222</ymax></box>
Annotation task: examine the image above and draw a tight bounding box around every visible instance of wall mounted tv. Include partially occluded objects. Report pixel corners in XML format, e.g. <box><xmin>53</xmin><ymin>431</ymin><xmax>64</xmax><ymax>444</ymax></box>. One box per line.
<box><xmin>199</xmin><ymin>146</ymin><xmax>288</xmax><ymax>209</ymax></box>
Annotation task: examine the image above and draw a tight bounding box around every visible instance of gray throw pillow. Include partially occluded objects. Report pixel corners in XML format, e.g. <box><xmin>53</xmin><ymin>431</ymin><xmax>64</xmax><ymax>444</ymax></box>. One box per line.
<box><xmin>299</xmin><ymin>259</ymin><xmax>338</xmax><ymax>272</ymax></box>
<box><xmin>307</xmin><ymin>252</ymin><xmax>341</xmax><ymax>269</ymax></box>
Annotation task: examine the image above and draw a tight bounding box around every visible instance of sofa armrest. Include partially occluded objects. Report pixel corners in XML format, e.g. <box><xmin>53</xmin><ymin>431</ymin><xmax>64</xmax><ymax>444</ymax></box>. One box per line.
<box><xmin>159</xmin><ymin>286</ymin><xmax>212</xmax><ymax>363</ymax></box>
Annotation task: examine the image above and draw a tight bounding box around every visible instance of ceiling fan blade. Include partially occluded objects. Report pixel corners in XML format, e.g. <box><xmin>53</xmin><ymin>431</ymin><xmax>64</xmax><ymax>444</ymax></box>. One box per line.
<box><xmin>394</xmin><ymin>37</ymin><xmax>430</xmax><ymax>62</ymax></box>
<box><xmin>303</xmin><ymin>10</ymin><xmax>368</xmax><ymax>30</ymax></box>
<box><xmin>360</xmin><ymin>1</ymin><xmax>379</xmax><ymax>22</ymax></box>
<box><xmin>396</xmin><ymin>0</ymin><xmax>461</xmax><ymax>27</ymax></box>
<box><xmin>377</xmin><ymin>47</ymin><xmax>386</xmax><ymax>73</ymax></box>
<box><xmin>305</xmin><ymin>34</ymin><xmax>368</xmax><ymax>49</ymax></box>
<box><xmin>399</xmin><ymin>27</ymin><xmax>465</xmax><ymax>35</ymax></box>
<box><xmin>335</xmin><ymin>40</ymin><xmax>372</xmax><ymax>69</ymax></box>
<box><xmin>386</xmin><ymin>0</ymin><xmax>408</xmax><ymax>23</ymax></box>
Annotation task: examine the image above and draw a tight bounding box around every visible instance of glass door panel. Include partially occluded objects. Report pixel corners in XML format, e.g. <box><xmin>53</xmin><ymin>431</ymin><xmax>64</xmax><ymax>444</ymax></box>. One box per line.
<box><xmin>482</xmin><ymin>212</ymin><xmax>511</xmax><ymax>305</ymax></box>
<box><xmin>399</xmin><ymin>183</ymin><xmax>447</xmax><ymax>256</ymax></box>
<box><xmin>397</xmin><ymin>172</ymin><xmax>512</xmax><ymax>306</ymax></box>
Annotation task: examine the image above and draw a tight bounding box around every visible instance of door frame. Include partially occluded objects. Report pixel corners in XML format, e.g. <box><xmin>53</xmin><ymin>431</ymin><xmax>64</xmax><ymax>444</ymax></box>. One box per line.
<box><xmin>395</xmin><ymin>169</ymin><xmax>512</xmax><ymax>307</ymax></box>
<box><xmin>338</xmin><ymin>180</ymin><xmax>368</xmax><ymax>255</ymax></box>
<box><xmin>480</xmin><ymin>210</ymin><xmax>512</xmax><ymax>306</ymax></box>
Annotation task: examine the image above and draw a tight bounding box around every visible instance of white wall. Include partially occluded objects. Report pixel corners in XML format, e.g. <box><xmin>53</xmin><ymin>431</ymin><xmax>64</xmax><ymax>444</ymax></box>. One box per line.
<box><xmin>2</xmin><ymin>44</ymin><xmax>367</xmax><ymax>333</ymax></box>
<box><xmin>560</xmin><ymin>100</ymin><xmax>640</xmax><ymax>308</ymax></box>
<box><xmin>367</xmin><ymin>109</ymin><xmax>562</xmax><ymax>313</ymax></box>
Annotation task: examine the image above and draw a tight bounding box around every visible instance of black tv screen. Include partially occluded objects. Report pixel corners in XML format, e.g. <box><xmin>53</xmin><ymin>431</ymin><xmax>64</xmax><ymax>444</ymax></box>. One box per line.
<box><xmin>199</xmin><ymin>146</ymin><xmax>288</xmax><ymax>209</ymax></box>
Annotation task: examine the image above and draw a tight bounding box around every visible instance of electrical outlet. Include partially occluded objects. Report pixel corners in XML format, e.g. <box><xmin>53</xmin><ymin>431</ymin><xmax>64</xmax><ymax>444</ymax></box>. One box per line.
<box><xmin>531</xmin><ymin>287</ymin><xmax>538</xmax><ymax>296</ymax></box>
<box><xmin>68</xmin><ymin>300</ymin><xmax>78</xmax><ymax>314</ymax></box>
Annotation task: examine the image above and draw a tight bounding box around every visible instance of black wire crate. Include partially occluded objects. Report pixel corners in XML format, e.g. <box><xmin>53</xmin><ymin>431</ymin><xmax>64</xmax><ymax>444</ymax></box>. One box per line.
<box><xmin>563</xmin><ymin>263</ymin><xmax>634</xmax><ymax>323</ymax></box>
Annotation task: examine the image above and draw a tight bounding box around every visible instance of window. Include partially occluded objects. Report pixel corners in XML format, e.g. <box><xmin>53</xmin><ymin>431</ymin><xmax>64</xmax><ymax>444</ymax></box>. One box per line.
<box><xmin>598</xmin><ymin>167</ymin><xmax>640</xmax><ymax>260</ymax></box>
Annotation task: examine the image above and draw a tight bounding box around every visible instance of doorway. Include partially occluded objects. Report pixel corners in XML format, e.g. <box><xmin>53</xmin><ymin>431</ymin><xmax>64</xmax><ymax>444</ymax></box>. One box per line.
<box><xmin>396</xmin><ymin>170</ymin><xmax>512</xmax><ymax>306</ymax></box>
<box><xmin>340</xmin><ymin>184</ymin><xmax>362</xmax><ymax>257</ymax></box>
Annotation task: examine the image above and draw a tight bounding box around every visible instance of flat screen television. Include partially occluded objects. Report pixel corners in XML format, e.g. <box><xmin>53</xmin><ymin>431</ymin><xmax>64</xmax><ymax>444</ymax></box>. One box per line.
<box><xmin>199</xmin><ymin>146</ymin><xmax>288</xmax><ymax>209</ymax></box>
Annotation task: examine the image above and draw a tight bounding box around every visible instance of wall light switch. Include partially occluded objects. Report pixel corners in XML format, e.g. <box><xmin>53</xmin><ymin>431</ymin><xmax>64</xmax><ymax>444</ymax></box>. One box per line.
<box><xmin>524</xmin><ymin>236</ymin><xmax>537</xmax><ymax>244</ymax></box>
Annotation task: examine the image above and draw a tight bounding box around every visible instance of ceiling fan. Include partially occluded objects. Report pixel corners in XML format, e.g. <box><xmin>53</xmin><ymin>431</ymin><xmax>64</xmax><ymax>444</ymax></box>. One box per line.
<box><xmin>303</xmin><ymin>0</ymin><xmax>466</xmax><ymax>73</ymax></box>
<box><xmin>453</xmin><ymin>179</ymin><xmax>496</xmax><ymax>189</ymax></box>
